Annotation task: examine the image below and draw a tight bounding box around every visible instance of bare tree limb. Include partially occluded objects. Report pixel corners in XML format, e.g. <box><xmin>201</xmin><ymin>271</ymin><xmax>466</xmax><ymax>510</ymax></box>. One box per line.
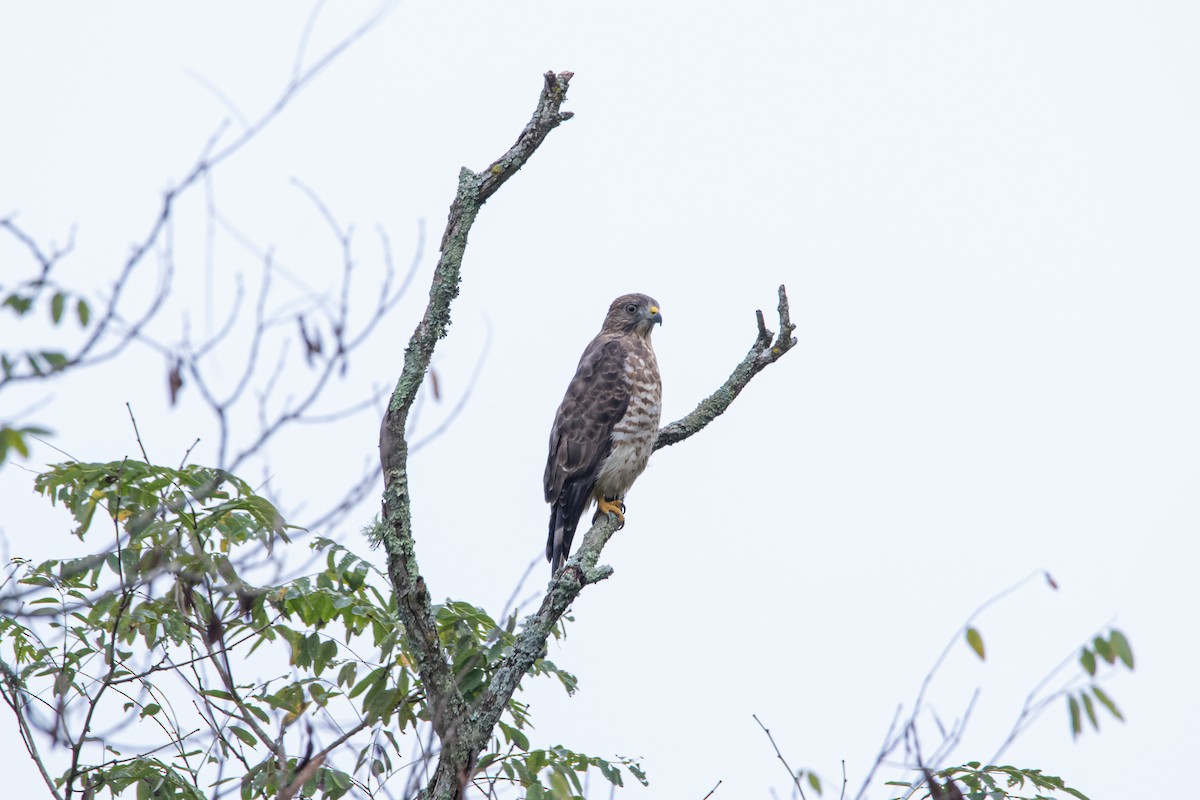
<box><xmin>378</xmin><ymin>71</ymin><xmax>576</xmax><ymax>785</ymax></box>
<box><xmin>654</xmin><ymin>284</ymin><xmax>798</xmax><ymax>450</ymax></box>
<box><xmin>754</xmin><ymin>714</ymin><xmax>808</xmax><ymax>800</ymax></box>
<box><xmin>0</xmin><ymin>218</ymin><xmax>76</xmax><ymax>286</ymax></box>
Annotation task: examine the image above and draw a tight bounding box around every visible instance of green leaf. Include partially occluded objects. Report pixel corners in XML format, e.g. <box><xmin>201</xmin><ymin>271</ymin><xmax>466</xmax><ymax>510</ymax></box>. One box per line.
<box><xmin>1092</xmin><ymin>686</ymin><xmax>1123</xmax><ymax>721</ymax></box>
<box><xmin>51</xmin><ymin>292</ymin><xmax>65</xmax><ymax>324</ymax></box>
<box><xmin>807</xmin><ymin>770</ymin><xmax>822</xmax><ymax>796</ymax></box>
<box><xmin>1079</xmin><ymin>648</ymin><xmax>1096</xmax><ymax>677</ymax></box>
<box><xmin>1109</xmin><ymin>629</ymin><xmax>1134</xmax><ymax>669</ymax></box>
<box><xmin>7</xmin><ymin>428</ymin><xmax>30</xmax><ymax>458</ymax></box>
<box><xmin>41</xmin><ymin>351</ymin><xmax>68</xmax><ymax>371</ymax></box>
<box><xmin>965</xmin><ymin>627</ymin><xmax>985</xmax><ymax>660</ymax></box>
<box><xmin>349</xmin><ymin>666</ymin><xmax>386</xmax><ymax>699</ymax></box>
<box><xmin>337</xmin><ymin>661</ymin><xmax>357</xmax><ymax>688</ymax></box>
<box><xmin>3</xmin><ymin>294</ymin><xmax>33</xmax><ymax>315</ymax></box>
<box><xmin>1092</xmin><ymin>636</ymin><xmax>1114</xmax><ymax>664</ymax></box>
<box><xmin>76</xmin><ymin>298</ymin><xmax>91</xmax><ymax>327</ymax></box>
<box><xmin>229</xmin><ymin>726</ymin><xmax>257</xmax><ymax>746</ymax></box>
<box><xmin>1068</xmin><ymin>695</ymin><xmax>1081</xmax><ymax>738</ymax></box>
<box><xmin>1082</xmin><ymin>692</ymin><xmax>1098</xmax><ymax>730</ymax></box>
<box><xmin>548</xmin><ymin>767</ymin><xmax>571</xmax><ymax>796</ymax></box>
<box><xmin>141</xmin><ymin>703</ymin><xmax>162</xmax><ymax>717</ymax></box>
<box><xmin>499</xmin><ymin>721</ymin><xmax>529</xmax><ymax>751</ymax></box>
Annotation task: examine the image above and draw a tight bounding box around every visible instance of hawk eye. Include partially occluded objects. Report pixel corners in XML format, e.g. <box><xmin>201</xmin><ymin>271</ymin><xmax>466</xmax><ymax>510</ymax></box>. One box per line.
<box><xmin>625</xmin><ymin>303</ymin><xmax>638</xmax><ymax>314</ymax></box>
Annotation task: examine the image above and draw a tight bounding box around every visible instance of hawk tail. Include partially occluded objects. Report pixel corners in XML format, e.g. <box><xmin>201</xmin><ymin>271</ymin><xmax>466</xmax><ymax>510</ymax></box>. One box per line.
<box><xmin>547</xmin><ymin>505</ymin><xmax>575</xmax><ymax>575</ymax></box>
<box><xmin>548</xmin><ymin>511</ymin><xmax>565</xmax><ymax>574</ymax></box>
<box><xmin>547</xmin><ymin>484</ymin><xmax>591</xmax><ymax>575</ymax></box>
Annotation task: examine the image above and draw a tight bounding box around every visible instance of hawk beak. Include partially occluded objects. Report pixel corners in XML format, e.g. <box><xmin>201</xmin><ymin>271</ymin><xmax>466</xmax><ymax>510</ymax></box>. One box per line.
<box><xmin>649</xmin><ymin>306</ymin><xmax>663</xmax><ymax>326</ymax></box>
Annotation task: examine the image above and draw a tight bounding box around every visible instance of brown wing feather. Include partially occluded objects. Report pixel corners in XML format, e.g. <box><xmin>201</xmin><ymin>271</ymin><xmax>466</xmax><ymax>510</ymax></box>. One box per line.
<box><xmin>544</xmin><ymin>337</ymin><xmax>631</xmax><ymax>570</ymax></box>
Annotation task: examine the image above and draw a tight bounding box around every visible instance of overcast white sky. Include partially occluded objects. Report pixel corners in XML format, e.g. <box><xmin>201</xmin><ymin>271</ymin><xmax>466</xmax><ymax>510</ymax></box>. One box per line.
<box><xmin>3</xmin><ymin>2</ymin><xmax>1198</xmax><ymax>798</ymax></box>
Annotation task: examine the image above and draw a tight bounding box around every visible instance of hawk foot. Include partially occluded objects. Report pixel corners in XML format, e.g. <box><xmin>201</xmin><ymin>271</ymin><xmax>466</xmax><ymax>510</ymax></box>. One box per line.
<box><xmin>593</xmin><ymin>496</ymin><xmax>626</xmax><ymax>527</ymax></box>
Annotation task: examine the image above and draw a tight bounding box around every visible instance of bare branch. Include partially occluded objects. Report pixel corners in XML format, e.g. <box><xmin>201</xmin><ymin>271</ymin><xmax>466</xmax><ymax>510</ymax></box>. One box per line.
<box><xmin>852</xmin><ymin>572</ymin><xmax>1071</xmax><ymax>800</ymax></box>
<box><xmin>0</xmin><ymin>217</ymin><xmax>76</xmax><ymax>285</ymax></box>
<box><xmin>754</xmin><ymin>714</ymin><xmax>808</xmax><ymax>800</ymax></box>
<box><xmin>655</xmin><ymin>284</ymin><xmax>798</xmax><ymax>450</ymax></box>
<box><xmin>0</xmin><ymin>660</ymin><xmax>67</xmax><ymax>800</ymax></box>
<box><xmin>0</xmin><ymin>0</ymin><xmax>397</xmax><ymax>396</ymax></box>
<box><xmin>989</xmin><ymin>621</ymin><xmax>1113</xmax><ymax>763</ymax></box>
<box><xmin>409</xmin><ymin>328</ymin><xmax>491</xmax><ymax>454</ymax></box>
<box><xmin>377</xmin><ymin>72</ymin><xmax>576</xmax><ymax>768</ymax></box>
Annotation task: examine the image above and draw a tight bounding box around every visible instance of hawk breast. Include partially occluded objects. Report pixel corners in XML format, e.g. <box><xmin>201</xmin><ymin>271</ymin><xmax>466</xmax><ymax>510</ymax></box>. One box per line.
<box><xmin>594</xmin><ymin>344</ymin><xmax>661</xmax><ymax>499</ymax></box>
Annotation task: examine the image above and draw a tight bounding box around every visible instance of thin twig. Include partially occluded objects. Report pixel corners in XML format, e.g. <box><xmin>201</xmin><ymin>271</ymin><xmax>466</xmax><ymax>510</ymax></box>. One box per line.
<box><xmin>754</xmin><ymin>714</ymin><xmax>807</xmax><ymax>800</ymax></box>
<box><xmin>0</xmin><ymin>661</ymin><xmax>67</xmax><ymax>800</ymax></box>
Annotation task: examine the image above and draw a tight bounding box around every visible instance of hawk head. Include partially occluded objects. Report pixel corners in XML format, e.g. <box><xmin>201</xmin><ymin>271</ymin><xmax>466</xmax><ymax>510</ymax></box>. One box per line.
<box><xmin>601</xmin><ymin>293</ymin><xmax>662</xmax><ymax>337</ymax></box>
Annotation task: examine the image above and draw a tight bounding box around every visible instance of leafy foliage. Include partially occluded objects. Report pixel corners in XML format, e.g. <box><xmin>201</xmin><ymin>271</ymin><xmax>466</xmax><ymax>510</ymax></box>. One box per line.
<box><xmin>475</xmin><ymin>745</ymin><xmax>646</xmax><ymax>799</ymax></box>
<box><xmin>1068</xmin><ymin>629</ymin><xmax>1133</xmax><ymax>740</ymax></box>
<box><xmin>1</xmin><ymin>459</ymin><xmax>641</xmax><ymax>798</ymax></box>
<box><xmin>0</xmin><ymin>423</ymin><xmax>51</xmax><ymax>468</ymax></box>
<box><xmin>435</xmin><ymin>599</ymin><xmax>645</xmax><ymax>794</ymax></box>
<box><xmin>0</xmin><ymin>277</ymin><xmax>92</xmax><ymax>467</ymax></box>
<box><xmin>770</xmin><ymin>591</ymin><xmax>1137</xmax><ymax>800</ymax></box>
<box><xmin>888</xmin><ymin>763</ymin><xmax>1091</xmax><ymax>800</ymax></box>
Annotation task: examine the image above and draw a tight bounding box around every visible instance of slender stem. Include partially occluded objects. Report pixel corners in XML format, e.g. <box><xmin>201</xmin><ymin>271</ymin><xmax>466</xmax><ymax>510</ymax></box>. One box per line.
<box><xmin>754</xmin><ymin>714</ymin><xmax>807</xmax><ymax>800</ymax></box>
<box><xmin>0</xmin><ymin>660</ymin><xmax>67</xmax><ymax>800</ymax></box>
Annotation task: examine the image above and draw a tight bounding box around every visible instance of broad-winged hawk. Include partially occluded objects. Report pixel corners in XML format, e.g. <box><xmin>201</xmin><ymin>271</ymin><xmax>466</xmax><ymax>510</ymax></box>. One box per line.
<box><xmin>544</xmin><ymin>293</ymin><xmax>663</xmax><ymax>574</ymax></box>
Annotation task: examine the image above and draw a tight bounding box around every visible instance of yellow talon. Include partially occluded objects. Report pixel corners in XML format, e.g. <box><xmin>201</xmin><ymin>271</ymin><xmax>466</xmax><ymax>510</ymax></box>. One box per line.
<box><xmin>596</xmin><ymin>496</ymin><xmax>625</xmax><ymax>523</ymax></box>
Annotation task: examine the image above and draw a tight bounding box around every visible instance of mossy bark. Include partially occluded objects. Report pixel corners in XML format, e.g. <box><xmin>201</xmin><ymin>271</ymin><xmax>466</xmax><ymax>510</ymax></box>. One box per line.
<box><xmin>378</xmin><ymin>72</ymin><xmax>576</xmax><ymax>799</ymax></box>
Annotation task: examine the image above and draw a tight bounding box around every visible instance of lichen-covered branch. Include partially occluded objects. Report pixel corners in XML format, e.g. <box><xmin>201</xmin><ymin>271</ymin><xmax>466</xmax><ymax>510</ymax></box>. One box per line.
<box><xmin>419</xmin><ymin>514</ymin><xmax>622</xmax><ymax>799</ymax></box>
<box><xmin>377</xmin><ymin>71</ymin><xmax>574</xmax><ymax>774</ymax></box>
<box><xmin>654</xmin><ymin>284</ymin><xmax>797</xmax><ymax>450</ymax></box>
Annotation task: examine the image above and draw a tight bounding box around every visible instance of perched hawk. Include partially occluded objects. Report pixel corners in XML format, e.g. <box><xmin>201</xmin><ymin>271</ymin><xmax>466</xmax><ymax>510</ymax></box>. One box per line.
<box><xmin>544</xmin><ymin>293</ymin><xmax>663</xmax><ymax>574</ymax></box>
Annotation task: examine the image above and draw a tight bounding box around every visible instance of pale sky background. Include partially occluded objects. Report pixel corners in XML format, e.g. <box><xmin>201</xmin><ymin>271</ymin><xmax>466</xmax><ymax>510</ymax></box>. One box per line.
<box><xmin>2</xmin><ymin>2</ymin><xmax>1198</xmax><ymax>798</ymax></box>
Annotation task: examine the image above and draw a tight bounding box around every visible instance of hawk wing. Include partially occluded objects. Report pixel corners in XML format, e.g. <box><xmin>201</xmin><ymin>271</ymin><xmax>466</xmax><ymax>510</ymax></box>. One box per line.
<box><xmin>544</xmin><ymin>338</ymin><xmax>631</xmax><ymax>572</ymax></box>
